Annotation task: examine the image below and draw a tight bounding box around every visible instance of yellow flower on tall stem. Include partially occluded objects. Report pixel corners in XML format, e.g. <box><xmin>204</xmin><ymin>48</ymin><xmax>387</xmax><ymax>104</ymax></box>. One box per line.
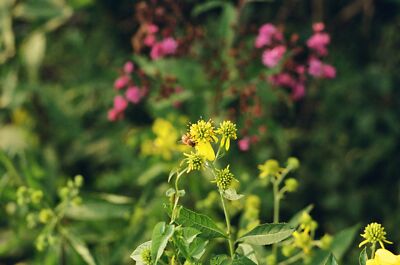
<box><xmin>189</xmin><ymin>119</ymin><xmax>218</xmax><ymax>161</ymax></box>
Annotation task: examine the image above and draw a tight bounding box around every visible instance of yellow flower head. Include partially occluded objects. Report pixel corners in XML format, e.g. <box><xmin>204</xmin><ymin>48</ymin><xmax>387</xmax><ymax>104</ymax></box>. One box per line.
<box><xmin>141</xmin><ymin>248</ymin><xmax>152</xmax><ymax>265</ymax></box>
<box><xmin>215</xmin><ymin>165</ymin><xmax>235</xmax><ymax>191</ymax></box>
<box><xmin>184</xmin><ymin>152</ymin><xmax>205</xmax><ymax>173</ymax></box>
<box><xmin>189</xmin><ymin>119</ymin><xmax>218</xmax><ymax>144</ymax></box>
<box><xmin>258</xmin><ymin>159</ymin><xmax>282</xmax><ymax>179</ymax></box>
<box><xmin>366</xmin><ymin>249</ymin><xmax>400</xmax><ymax>265</ymax></box>
<box><xmin>216</xmin><ymin>120</ymin><xmax>237</xmax><ymax>151</ymax></box>
<box><xmin>359</xmin><ymin>222</ymin><xmax>393</xmax><ymax>249</ymax></box>
<box><xmin>292</xmin><ymin>230</ymin><xmax>313</xmax><ymax>255</ymax></box>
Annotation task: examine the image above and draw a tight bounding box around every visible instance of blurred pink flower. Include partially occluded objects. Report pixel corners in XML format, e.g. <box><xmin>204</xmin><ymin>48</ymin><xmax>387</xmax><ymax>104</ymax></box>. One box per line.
<box><xmin>126</xmin><ymin>86</ymin><xmax>142</xmax><ymax>104</ymax></box>
<box><xmin>262</xmin><ymin>45</ymin><xmax>286</xmax><ymax>68</ymax></box>
<box><xmin>323</xmin><ymin>64</ymin><xmax>336</xmax><ymax>78</ymax></box>
<box><xmin>107</xmin><ymin>108</ymin><xmax>119</xmax><ymax>121</ymax></box>
<box><xmin>308</xmin><ymin>57</ymin><xmax>324</xmax><ymax>77</ymax></box>
<box><xmin>238</xmin><ymin>137</ymin><xmax>251</xmax><ymax>151</ymax></box>
<box><xmin>160</xmin><ymin>37</ymin><xmax>178</xmax><ymax>55</ymax></box>
<box><xmin>307</xmin><ymin>32</ymin><xmax>330</xmax><ymax>56</ymax></box>
<box><xmin>123</xmin><ymin>61</ymin><xmax>134</xmax><ymax>74</ymax></box>
<box><xmin>144</xmin><ymin>34</ymin><xmax>156</xmax><ymax>47</ymax></box>
<box><xmin>150</xmin><ymin>43</ymin><xmax>164</xmax><ymax>60</ymax></box>
<box><xmin>312</xmin><ymin>22</ymin><xmax>325</xmax><ymax>32</ymax></box>
<box><xmin>113</xmin><ymin>95</ymin><xmax>128</xmax><ymax>112</ymax></box>
<box><xmin>269</xmin><ymin>73</ymin><xmax>295</xmax><ymax>87</ymax></box>
<box><xmin>147</xmin><ymin>24</ymin><xmax>158</xmax><ymax>34</ymax></box>
<box><xmin>291</xmin><ymin>82</ymin><xmax>305</xmax><ymax>100</ymax></box>
<box><xmin>114</xmin><ymin>75</ymin><xmax>130</xmax><ymax>90</ymax></box>
<box><xmin>255</xmin><ymin>23</ymin><xmax>283</xmax><ymax>48</ymax></box>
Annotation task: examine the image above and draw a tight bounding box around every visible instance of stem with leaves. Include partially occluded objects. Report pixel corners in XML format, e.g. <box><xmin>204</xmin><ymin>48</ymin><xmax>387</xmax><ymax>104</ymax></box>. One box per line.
<box><xmin>220</xmin><ymin>191</ymin><xmax>235</xmax><ymax>259</ymax></box>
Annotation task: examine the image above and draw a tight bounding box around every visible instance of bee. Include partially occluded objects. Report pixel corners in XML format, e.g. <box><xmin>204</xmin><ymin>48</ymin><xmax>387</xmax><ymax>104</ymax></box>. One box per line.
<box><xmin>181</xmin><ymin>133</ymin><xmax>196</xmax><ymax>147</ymax></box>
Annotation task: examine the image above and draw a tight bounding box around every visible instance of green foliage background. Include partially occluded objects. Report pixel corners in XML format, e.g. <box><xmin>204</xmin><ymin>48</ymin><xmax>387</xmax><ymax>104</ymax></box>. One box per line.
<box><xmin>0</xmin><ymin>0</ymin><xmax>399</xmax><ymax>264</ymax></box>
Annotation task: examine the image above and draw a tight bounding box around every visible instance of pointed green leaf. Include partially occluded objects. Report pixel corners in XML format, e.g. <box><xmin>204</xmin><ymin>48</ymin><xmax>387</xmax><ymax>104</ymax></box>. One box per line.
<box><xmin>62</xmin><ymin>229</ymin><xmax>96</xmax><ymax>265</ymax></box>
<box><xmin>237</xmin><ymin>223</ymin><xmax>294</xmax><ymax>245</ymax></box>
<box><xmin>236</xmin><ymin>243</ymin><xmax>258</xmax><ymax>264</ymax></box>
<box><xmin>174</xmin><ymin>207</ymin><xmax>226</xmax><ymax>239</ymax></box>
<box><xmin>359</xmin><ymin>247</ymin><xmax>368</xmax><ymax>265</ymax></box>
<box><xmin>324</xmin><ymin>253</ymin><xmax>339</xmax><ymax>265</ymax></box>
<box><xmin>288</xmin><ymin>204</ymin><xmax>314</xmax><ymax>227</ymax></box>
<box><xmin>233</xmin><ymin>255</ymin><xmax>257</xmax><ymax>265</ymax></box>
<box><xmin>151</xmin><ymin>222</ymin><xmax>174</xmax><ymax>264</ymax></box>
<box><xmin>210</xmin><ymin>255</ymin><xmax>230</xmax><ymax>265</ymax></box>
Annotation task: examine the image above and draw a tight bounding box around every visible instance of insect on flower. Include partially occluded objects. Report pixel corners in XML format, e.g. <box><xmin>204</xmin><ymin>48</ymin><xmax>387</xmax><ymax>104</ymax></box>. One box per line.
<box><xmin>181</xmin><ymin>133</ymin><xmax>196</xmax><ymax>147</ymax></box>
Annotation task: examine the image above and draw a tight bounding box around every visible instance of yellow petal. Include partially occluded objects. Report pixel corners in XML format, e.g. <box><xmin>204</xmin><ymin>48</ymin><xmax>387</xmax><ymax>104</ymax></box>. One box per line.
<box><xmin>367</xmin><ymin>259</ymin><xmax>379</xmax><ymax>265</ymax></box>
<box><xmin>375</xmin><ymin>249</ymin><xmax>400</xmax><ymax>265</ymax></box>
<box><xmin>196</xmin><ymin>141</ymin><xmax>215</xmax><ymax>161</ymax></box>
<box><xmin>225</xmin><ymin>138</ymin><xmax>230</xmax><ymax>151</ymax></box>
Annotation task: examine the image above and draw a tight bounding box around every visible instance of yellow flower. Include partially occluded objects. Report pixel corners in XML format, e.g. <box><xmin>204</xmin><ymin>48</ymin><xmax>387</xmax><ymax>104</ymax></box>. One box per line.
<box><xmin>258</xmin><ymin>159</ymin><xmax>282</xmax><ymax>179</ymax></box>
<box><xmin>216</xmin><ymin>120</ymin><xmax>237</xmax><ymax>151</ymax></box>
<box><xmin>214</xmin><ymin>165</ymin><xmax>236</xmax><ymax>191</ymax></box>
<box><xmin>367</xmin><ymin>249</ymin><xmax>400</xmax><ymax>265</ymax></box>
<box><xmin>189</xmin><ymin>119</ymin><xmax>218</xmax><ymax>161</ymax></box>
<box><xmin>359</xmin><ymin>223</ymin><xmax>393</xmax><ymax>249</ymax></box>
<box><xmin>183</xmin><ymin>152</ymin><xmax>205</xmax><ymax>173</ymax></box>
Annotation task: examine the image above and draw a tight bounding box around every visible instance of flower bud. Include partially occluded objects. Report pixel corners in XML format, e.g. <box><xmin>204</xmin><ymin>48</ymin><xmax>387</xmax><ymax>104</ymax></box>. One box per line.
<box><xmin>284</xmin><ymin>178</ymin><xmax>299</xmax><ymax>192</ymax></box>
<box><xmin>287</xmin><ymin>157</ymin><xmax>300</xmax><ymax>170</ymax></box>
<box><xmin>39</xmin><ymin>208</ymin><xmax>53</xmax><ymax>224</ymax></box>
<box><xmin>320</xmin><ymin>234</ymin><xmax>333</xmax><ymax>249</ymax></box>
<box><xmin>31</xmin><ymin>190</ymin><xmax>43</xmax><ymax>204</ymax></box>
<box><xmin>74</xmin><ymin>175</ymin><xmax>84</xmax><ymax>187</ymax></box>
<box><xmin>266</xmin><ymin>254</ymin><xmax>277</xmax><ymax>265</ymax></box>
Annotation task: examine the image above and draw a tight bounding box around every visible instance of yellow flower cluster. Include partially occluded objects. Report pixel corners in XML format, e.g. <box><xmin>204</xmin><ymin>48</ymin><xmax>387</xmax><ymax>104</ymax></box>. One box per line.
<box><xmin>359</xmin><ymin>222</ymin><xmax>392</xmax><ymax>249</ymax></box>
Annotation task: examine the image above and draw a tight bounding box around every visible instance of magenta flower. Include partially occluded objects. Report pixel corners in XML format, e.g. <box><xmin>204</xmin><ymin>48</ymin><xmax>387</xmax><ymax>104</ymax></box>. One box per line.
<box><xmin>262</xmin><ymin>45</ymin><xmax>286</xmax><ymax>68</ymax></box>
<box><xmin>150</xmin><ymin>43</ymin><xmax>164</xmax><ymax>60</ymax></box>
<box><xmin>291</xmin><ymin>82</ymin><xmax>305</xmax><ymax>100</ymax></box>
<box><xmin>322</xmin><ymin>64</ymin><xmax>336</xmax><ymax>79</ymax></box>
<box><xmin>107</xmin><ymin>108</ymin><xmax>119</xmax><ymax>122</ymax></box>
<box><xmin>160</xmin><ymin>37</ymin><xmax>178</xmax><ymax>55</ymax></box>
<box><xmin>147</xmin><ymin>24</ymin><xmax>159</xmax><ymax>34</ymax></box>
<box><xmin>123</xmin><ymin>61</ymin><xmax>134</xmax><ymax>74</ymax></box>
<box><xmin>144</xmin><ymin>34</ymin><xmax>156</xmax><ymax>47</ymax></box>
<box><xmin>255</xmin><ymin>23</ymin><xmax>283</xmax><ymax>48</ymax></box>
<box><xmin>307</xmin><ymin>32</ymin><xmax>330</xmax><ymax>56</ymax></box>
<box><xmin>126</xmin><ymin>86</ymin><xmax>142</xmax><ymax>104</ymax></box>
<box><xmin>114</xmin><ymin>75</ymin><xmax>130</xmax><ymax>90</ymax></box>
<box><xmin>113</xmin><ymin>95</ymin><xmax>128</xmax><ymax>112</ymax></box>
<box><xmin>238</xmin><ymin>137</ymin><xmax>251</xmax><ymax>151</ymax></box>
<box><xmin>308</xmin><ymin>58</ymin><xmax>336</xmax><ymax>79</ymax></box>
<box><xmin>312</xmin><ymin>22</ymin><xmax>325</xmax><ymax>32</ymax></box>
<box><xmin>269</xmin><ymin>73</ymin><xmax>295</xmax><ymax>87</ymax></box>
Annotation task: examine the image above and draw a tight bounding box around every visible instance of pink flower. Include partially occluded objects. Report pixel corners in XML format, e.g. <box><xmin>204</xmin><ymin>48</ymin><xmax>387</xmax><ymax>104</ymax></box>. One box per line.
<box><xmin>291</xmin><ymin>82</ymin><xmax>305</xmax><ymax>100</ymax></box>
<box><xmin>269</xmin><ymin>73</ymin><xmax>295</xmax><ymax>87</ymax></box>
<box><xmin>114</xmin><ymin>75</ymin><xmax>130</xmax><ymax>90</ymax></box>
<box><xmin>147</xmin><ymin>24</ymin><xmax>158</xmax><ymax>34</ymax></box>
<box><xmin>123</xmin><ymin>61</ymin><xmax>134</xmax><ymax>74</ymax></box>
<box><xmin>308</xmin><ymin>58</ymin><xmax>324</xmax><ymax>77</ymax></box>
<box><xmin>107</xmin><ymin>108</ymin><xmax>119</xmax><ymax>121</ymax></box>
<box><xmin>144</xmin><ymin>34</ymin><xmax>156</xmax><ymax>47</ymax></box>
<box><xmin>262</xmin><ymin>45</ymin><xmax>286</xmax><ymax>68</ymax></box>
<box><xmin>255</xmin><ymin>23</ymin><xmax>283</xmax><ymax>48</ymax></box>
<box><xmin>312</xmin><ymin>22</ymin><xmax>325</xmax><ymax>32</ymax></box>
<box><xmin>307</xmin><ymin>32</ymin><xmax>330</xmax><ymax>56</ymax></box>
<box><xmin>150</xmin><ymin>43</ymin><xmax>164</xmax><ymax>60</ymax></box>
<box><xmin>238</xmin><ymin>137</ymin><xmax>251</xmax><ymax>151</ymax></box>
<box><xmin>113</xmin><ymin>95</ymin><xmax>128</xmax><ymax>112</ymax></box>
<box><xmin>323</xmin><ymin>64</ymin><xmax>336</xmax><ymax>79</ymax></box>
<box><xmin>126</xmin><ymin>86</ymin><xmax>142</xmax><ymax>104</ymax></box>
<box><xmin>160</xmin><ymin>37</ymin><xmax>178</xmax><ymax>55</ymax></box>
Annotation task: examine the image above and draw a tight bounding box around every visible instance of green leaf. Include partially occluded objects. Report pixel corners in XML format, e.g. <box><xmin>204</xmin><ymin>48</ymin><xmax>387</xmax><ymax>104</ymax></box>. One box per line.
<box><xmin>232</xmin><ymin>255</ymin><xmax>257</xmax><ymax>265</ymax></box>
<box><xmin>210</xmin><ymin>254</ymin><xmax>230</xmax><ymax>265</ymax></box>
<box><xmin>189</xmin><ymin>237</ymin><xmax>209</xmax><ymax>260</ymax></box>
<box><xmin>65</xmin><ymin>201</ymin><xmax>130</xmax><ymax>221</ymax></box>
<box><xmin>236</xmin><ymin>243</ymin><xmax>258</xmax><ymax>264</ymax></box>
<box><xmin>62</xmin><ymin>228</ymin><xmax>96</xmax><ymax>265</ymax></box>
<box><xmin>331</xmin><ymin>224</ymin><xmax>360</xmax><ymax>259</ymax></box>
<box><xmin>324</xmin><ymin>253</ymin><xmax>339</xmax><ymax>265</ymax></box>
<box><xmin>223</xmin><ymin>188</ymin><xmax>244</xmax><ymax>201</ymax></box>
<box><xmin>130</xmin><ymin>241</ymin><xmax>151</xmax><ymax>263</ymax></box>
<box><xmin>151</xmin><ymin>222</ymin><xmax>175</xmax><ymax>264</ymax></box>
<box><xmin>236</xmin><ymin>223</ymin><xmax>294</xmax><ymax>245</ymax></box>
<box><xmin>359</xmin><ymin>247</ymin><xmax>368</xmax><ymax>265</ymax></box>
<box><xmin>174</xmin><ymin>206</ymin><xmax>226</xmax><ymax>239</ymax></box>
<box><xmin>192</xmin><ymin>1</ymin><xmax>225</xmax><ymax>17</ymax></box>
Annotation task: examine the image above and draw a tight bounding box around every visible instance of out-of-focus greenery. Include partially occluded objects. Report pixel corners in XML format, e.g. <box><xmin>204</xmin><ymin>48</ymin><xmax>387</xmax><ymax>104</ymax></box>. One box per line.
<box><xmin>0</xmin><ymin>0</ymin><xmax>399</xmax><ymax>264</ymax></box>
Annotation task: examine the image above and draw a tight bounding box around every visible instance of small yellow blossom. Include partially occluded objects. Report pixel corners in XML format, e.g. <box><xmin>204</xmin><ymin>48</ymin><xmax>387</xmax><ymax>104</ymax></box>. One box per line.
<box><xmin>216</xmin><ymin>120</ymin><xmax>237</xmax><ymax>151</ymax></box>
<box><xmin>359</xmin><ymin>223</ymin><xmax>393</xmax><ymax>249</ymax></box>
<box><xmin>184</xmin><ymin>152</ymin><xmax>205</xmax><ymax>173</ymax></box>
<box><xmin>258</xmin><ymin>159</ymin><xmax>282</xmax><ymax>179</ymax></box>
<box><xmin>366</xmin><ymin>249</ymin><xmax>400</xmax><ymax>265</ymax></box>
<box><xmin>189</xmin><ymin>119</ymin><xmax>218</xmax><ymax>161</ymax></box>
<box><xmin>214</xmin><ymin>165</ymin><xmax>236</xmax><ymax>191</ymax></box>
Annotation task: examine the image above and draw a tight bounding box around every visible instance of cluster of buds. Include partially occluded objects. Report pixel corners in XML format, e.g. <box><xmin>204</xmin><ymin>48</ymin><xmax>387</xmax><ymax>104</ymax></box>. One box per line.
<box><xmin>143</xmin><ymin>24</ymin><xmax>178</xmax><ymax>60</ymax></box>
<box><xmin>108</xmin><ymin>61</ymin><xmax>148</xmax><ymax>121</ymax></box>
<box><xmin>58</xmin><ymin>175</ymin><xmax>84</xmax><ymax>205</ymax></box>
<box><xmin>255</xmin><ymin>22</ymin><xmax>336</xmax><ymax>100</ymax></box>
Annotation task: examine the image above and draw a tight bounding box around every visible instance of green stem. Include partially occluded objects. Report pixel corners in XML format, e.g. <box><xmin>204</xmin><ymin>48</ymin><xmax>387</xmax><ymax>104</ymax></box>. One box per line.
<box><xmin>277</xmin><ymin>251</ymin><xmax>304</xmax><ymax>265</ymax></box>
<box><xmin>272</xmin><ymin>180</ymin><xmax>281</xmax><ymax>259</ymax></box>
<box><xmin>220</xmin><ymin>192</ymin><xmax>235</xmax><ymax>259</ymax></box>
<box><xmin>170</xmin><ymin>171</ymin><xmax>185</xmax><ymax>224</ymax></box>
<box><xmin>371</xmin><ymin>243</ymin><xmax>376</xmax><ymax>259</ymax></box>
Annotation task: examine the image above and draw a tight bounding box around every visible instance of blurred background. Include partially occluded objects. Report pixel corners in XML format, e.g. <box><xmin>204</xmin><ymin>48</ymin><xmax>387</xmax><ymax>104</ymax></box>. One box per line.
<box><xmin>0</xmin><ymin>0</ymin><xmax>399</xmax><ymax>264</ymax></box>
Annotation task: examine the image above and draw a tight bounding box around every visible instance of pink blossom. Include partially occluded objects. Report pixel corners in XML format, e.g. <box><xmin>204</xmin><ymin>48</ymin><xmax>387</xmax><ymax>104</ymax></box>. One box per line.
<box><xmin>291</xmin><ymin>82</ymin><xmax>305</xmax><ymax>100</ymax></box>
<box><xmin>113</xmin><ymin>95</ymin><xmax>128</xmax><ymax>112</ymax></box>
<box><xmin>262</xmin><ymin>45</ymin><xmax>286</xmax><ymax>68</ymax></box>
<box><xmin>114</xmin><ymin>75</ymin><xmax>130</xmax><ymax>90</ymax></box>
<box><xmin>107</xmin><ymin>108</ymin><xmax>119</xmax><ymax>121</ymax></box>
<box><xmin>323</xmin><ymin>64</ymin><xmax>336</xmax><ymax>79</ymax></box>
<box><xmin>312</xmin><ymin>22</ymin><xmax>325</xmax><ymax>32</ymax></box>
<box><xmin>147</xmin><ymin>24</ymin><xmax>158</xmax><ymax>34</ymax></box>
<box><xmin>126</xmin><ymin>86</ymin><xmax>142</xmax><ymax>104</ymax></box>
<box><xmin>144</xmin><ymin>34</ymin><xmax>156</xmax><ymax>47</ymax></box>
<box><xmin>308</xmin><ymin>58</ymin><xmax>324</xmax><ymax>77</ymax></box>
<box><xmin>160</xmin><ymin>37</ymin><xmax>178</xmax><ymax>55</ymax></box>
<box><xmin>307</xmin><ymin>32</ymin><xmax>330</xmax><ymax>56</ymax></box>
<box><xmin>238</xmin><ymin>137</ymin><xmax>251</xmax><ymax>151</ymax></box>
<box><xmin>255</xmin><ymin>23</ymin><xmax>283</xmax><ymax>48</ymax></box>
<box><xmin>123</xmin><ymin>61</ymin><xmax>134</xmax><ymax>74</ymax></box>
<box><xmin>150</xmin><ymin>43</ymin><xmax>164</xmax><ymax>60</ymax></box>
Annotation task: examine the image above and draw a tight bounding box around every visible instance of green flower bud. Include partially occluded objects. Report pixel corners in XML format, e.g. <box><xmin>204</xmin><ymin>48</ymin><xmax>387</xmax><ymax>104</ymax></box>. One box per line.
<box><xmin>59</xmin><ymin>187</ymin><xmax>69</xmax><ymax>200</ymax></box>
<box><xmin>215</xmin><ymin>166</ymin><xmax>235</xmax><ymax>191</ymax></box>
<box><xmin>35</xmin><ymin>234</ymin><xmax>47</xmax><ymax>251</ymax></box>
<box><xmin>266</xmin><ymin>254</ymin><xmax>277</xmax><ymax>265</ymax></box>
<box><xmin>5</xmin><ymin>202</ymin><xmax>16</xmax><ymax>215</ymax></box>
<box><xmin>74</xmin><ymin>175</ymin><xmax>84</xmax><ymax>187</ymax></box>
<box><xmin>38</xmin><ymin>208</ymin><xmax>53</xmax><ymax>224</ymax></box>
<box><xmin>141</xmin><ymin>248</ymin><xmax>152</xmax><ymax>265</ymax></box>
<box><xmin>320</xmin><ymin>234</ymin><xmax>333</xmax><ymax>250</ymax></box>
<box><xmin>284</xmin><ymin>178</ymin><xmax>299</xmax><ymax>192</ymax></box>
<box><xmin>359</xmin><ymin>222</ymin><xmax>392</xmax><ymax>248</ymax></box>
<box><xmin>184</xmin><ymin>152</ymin><xmax>205</xmax><ymax>172</ymax></box>
<box><xmin>287</xmin><ymin>157</ymin><xmax>300</xmax><ymax>170</ymax></box>
<box><xmin>299</xmin><ymin>212</ymin><xmax>312</xmax><ymax>226</ymax></box>
<box><xmin>72</xmin><ymin>196</ymin><xmax>82</xmax><ymax>206</ymax></box>
<box><xmin>258</xmin><ymin>159</ymin><xmax>281</xmax><ymax>179</ymax></box>
<box><xmin>31</xmin><ymin>190</ymin><xmax>43</xmax><ymax>204</ymax></box>
<box><xmin>282</xmin><ymin>244</ymin><xmax>295</xmax><ymax>257</ymax></box>
<box><xmin>17</xmin><ymin>186</ymin><xmax>28</xmax><ymax>205</ymax></box>
<box><xmin>26</xmin><ymin>213</ymin><xmax>37</xmax><ymax>228</ymax></box>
